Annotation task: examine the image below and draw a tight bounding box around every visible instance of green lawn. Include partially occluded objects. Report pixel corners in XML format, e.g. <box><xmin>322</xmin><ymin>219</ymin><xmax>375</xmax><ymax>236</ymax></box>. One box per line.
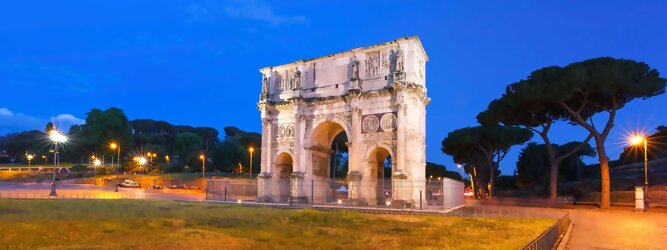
<box><xmin>0</xmin><ymin>200</ymin><xmax>554</xmax><ymax>249</ymax></box>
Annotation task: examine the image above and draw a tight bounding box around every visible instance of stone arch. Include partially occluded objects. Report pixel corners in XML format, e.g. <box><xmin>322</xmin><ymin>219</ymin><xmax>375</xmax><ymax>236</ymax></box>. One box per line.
<box><xmin>273</xmin><ymin>151</ymin><xmax>294</xmax><ymax>202</ymax></box>
<box><xmin>307</xmin><ymin>120</ymin><xmax>349</xmax><ymax>178</ymax></box>
<box><xmin>306</xmin><ymin>118</ymin><xmax>351</xmax><ymax>148</ymax></box>
<box><xmin>273</xmin><ymin>151</ymin><xmax>294</xmax><ymax>178</ymax></box>
<box><xmin>363</xmin><ymin>144</ymin><xmax>395</xmax><ymax>205</ymax></box>
<box><xmin>364</xmin><ymin>143</ymin><xmax>395</xmax><ymax>164</ymax></box>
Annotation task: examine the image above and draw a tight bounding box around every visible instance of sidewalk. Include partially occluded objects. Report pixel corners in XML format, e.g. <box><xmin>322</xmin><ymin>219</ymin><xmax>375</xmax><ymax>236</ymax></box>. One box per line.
<box><xmin>566</xmin><ymin>207</ymin><xmax>667</xmax><ymax>250</ymax></box>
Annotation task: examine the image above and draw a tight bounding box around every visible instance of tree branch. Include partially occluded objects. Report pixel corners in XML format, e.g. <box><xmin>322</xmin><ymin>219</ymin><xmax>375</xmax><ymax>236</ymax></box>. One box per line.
<box><xmin>575</xmin><ymin>89</ymin><xmax>590</xmax><ymax>114</ymax></box>
<box><xmin>555</xmin><ymin>133</ymin><xmax>594</xmax><ymax>163</ymax></box>
<box><xmin>600</xmin><ymin>99</ymin><xmax>617</xmax><ymax>141</ymax></box>
<box><xmin>560</xmin><ymin>101</ymin><xmax>599</xmax><ymax>136</ymax></box>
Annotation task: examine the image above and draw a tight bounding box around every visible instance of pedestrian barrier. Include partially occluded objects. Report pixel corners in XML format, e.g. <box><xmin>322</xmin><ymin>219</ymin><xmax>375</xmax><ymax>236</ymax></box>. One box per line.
<box><xmin>523</xmin><ymin>213</ymin><xmax>571</xmax><ymax>250</ymax></box>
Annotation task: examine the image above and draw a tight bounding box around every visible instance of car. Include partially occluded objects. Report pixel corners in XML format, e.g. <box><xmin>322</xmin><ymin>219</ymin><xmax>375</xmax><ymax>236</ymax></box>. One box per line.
<box><xmin>118</xmin><ymin>179</ymin><xmax>139</xmax><ymax>188</ymax></box>
<box><xmin>148</xmin><ymin>184</ymin><xmax>163</xmax><ymax>190</ymax></box>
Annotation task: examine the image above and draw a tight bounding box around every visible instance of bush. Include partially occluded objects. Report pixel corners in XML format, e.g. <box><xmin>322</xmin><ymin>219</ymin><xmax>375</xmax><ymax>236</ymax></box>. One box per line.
<box><xmin>70</xmin><ymin>164</ymin><xmax>89</xmax><ymax>172</ymax></box>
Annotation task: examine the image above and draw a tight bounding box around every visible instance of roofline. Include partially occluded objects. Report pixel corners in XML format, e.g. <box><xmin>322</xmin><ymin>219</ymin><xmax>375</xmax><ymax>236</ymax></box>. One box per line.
<box><xmin>259</xmin><ymin>36</ymin><xmax>428</xmax><ymax>73</ymax></box>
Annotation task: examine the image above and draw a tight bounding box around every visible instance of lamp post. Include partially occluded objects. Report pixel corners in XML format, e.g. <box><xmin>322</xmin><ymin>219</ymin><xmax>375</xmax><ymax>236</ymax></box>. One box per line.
<box><xmin>137</xmin><ymin>156</ymin><xmax>147</xmax><ymax>188</ymax></box>
<box><xmin>48</xmin><ymin>130</ymin><xmax>67</xmax><ymax>196</ymax></box>
<box><xmin>109</xmin><ymin>142</ymin><xmax>120</xmax><ymax>192</ymax></box>
<box><xmin>93</xmin><ymin>159</ymin><xmax>101</xmax><ymax>177</ymax></box>
<box><xmin>630</xmin><ymin>134</ymin><xmax>650</xmax><ymax>208</ymax></box>
<box><xmin>248</xmin><ymin>147</ymin><xmax>254</xmax><ymax>180</ymax></box>
<box><xmin>199</xmin><ymin>154</ymin><xmax>206</xmax><ymax>190</ymax></box>
<box><xmin>26</xmin><ymin>154</ymin><xmax>34</xmax><ymax>166</ymax></box>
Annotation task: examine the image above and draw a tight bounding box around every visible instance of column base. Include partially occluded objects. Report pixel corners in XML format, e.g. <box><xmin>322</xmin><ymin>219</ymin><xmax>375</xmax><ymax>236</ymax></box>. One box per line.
<box><xmin>389</xmin><ymin>200</ymin><xmax>411</xmax><ymax>208</ymax></box>
<box><xmin>289</xmin><ymin>196</ymin><xmax>309</xmax><ymax>204</ymax></box>
<box><xmin>345</xmin><ymin>198</ymin><xmax>368</xmax><ymax>206</ymax></box>
<box><xmin>256</xmin><ymin>196</ymin><xmax>273</xmax><ymax>203</ymax></box>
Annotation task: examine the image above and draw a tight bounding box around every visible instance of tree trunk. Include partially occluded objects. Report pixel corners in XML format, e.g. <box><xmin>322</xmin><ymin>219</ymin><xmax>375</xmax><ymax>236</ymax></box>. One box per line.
<box><xmin>489</xmin><ymin>164</ymin><xmax>494</xmax><ymax>198</ymax></box>
<box><xmin>542</xmin><ymin>137</ymin><xmax>559</xmax><ymax>201</ymax></box>
<box><xmin>595</xmin><ymin>138</ymin><xmax>611</xmax><ymax>209</ymax></box>
<box><xmin>549</xmin><ymin>160</ymin><xmax>559</xmax><ymax>201</ymax></box>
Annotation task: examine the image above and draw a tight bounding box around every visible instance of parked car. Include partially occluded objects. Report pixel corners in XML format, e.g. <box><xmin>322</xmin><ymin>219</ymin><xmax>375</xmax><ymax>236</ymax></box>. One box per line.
<box><xmin>118</xmin><ymin>179</ymin><xmax>139</xmax><ymax>188</ymax></box>
<box><xmin>148</xmin><ymin>184</ymin><xmax>163</xmax><ymax>190</ymax></box>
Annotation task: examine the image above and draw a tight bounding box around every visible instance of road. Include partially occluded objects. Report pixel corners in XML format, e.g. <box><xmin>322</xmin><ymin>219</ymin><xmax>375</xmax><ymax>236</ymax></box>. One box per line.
<box><xmin>0</xmin><ymin>182</ymin><xmax>205</xmax><ymax>202</ymax></box>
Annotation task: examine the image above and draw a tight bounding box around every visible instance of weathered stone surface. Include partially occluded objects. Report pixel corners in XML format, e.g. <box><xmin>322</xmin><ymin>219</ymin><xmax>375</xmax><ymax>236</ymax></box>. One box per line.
<box><xmin>257</xmin><ymin>36</ymin><xmax>429</xmax><ymax>206</ymax></box>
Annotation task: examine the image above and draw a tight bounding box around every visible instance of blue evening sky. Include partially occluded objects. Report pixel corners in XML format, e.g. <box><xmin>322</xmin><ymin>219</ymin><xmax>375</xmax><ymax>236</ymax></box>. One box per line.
<box><xmin>1</xmin><ymin>0</ymin><xmax>666</xmax><ymax>174</ymax></box>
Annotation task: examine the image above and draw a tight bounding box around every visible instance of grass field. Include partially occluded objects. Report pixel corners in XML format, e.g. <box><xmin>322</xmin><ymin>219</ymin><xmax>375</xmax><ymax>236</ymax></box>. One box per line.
<box><xmin>0</xmin><ymin>200</ymin><xmax>553</xmax><ymax>249</ymax></box>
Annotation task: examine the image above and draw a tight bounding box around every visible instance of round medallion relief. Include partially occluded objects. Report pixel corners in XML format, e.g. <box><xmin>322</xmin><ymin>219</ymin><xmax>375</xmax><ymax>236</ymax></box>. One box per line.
<box><xmin>380</xmin><ymin>113</ymin><xmax>397</xmax><ymax>131</ymax></box>
<box><xmin>286</xmin><ymin>124</ymin><xmax>295</xmax><ymax>138</ymax></box>
<box><xmin>277</xmin><ymin>125</ymin><xmax>285</xmax><ymax>138</ymax></box>
<box><xmin>362</xmin><ymin>115</ymin><xmax>379</xmax><ymax>133</ymax></box>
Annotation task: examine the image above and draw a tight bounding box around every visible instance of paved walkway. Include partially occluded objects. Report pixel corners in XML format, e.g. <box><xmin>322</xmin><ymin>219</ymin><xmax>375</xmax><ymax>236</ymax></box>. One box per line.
<box><xmin>464</xmin><ymin>203</ymin><xmax>667</xmax><ymax>249</ymax></box>
<box><xmin>567</xmin><ymin>207</ymin><xmax>667</xmax><ymax>250</ymax></box>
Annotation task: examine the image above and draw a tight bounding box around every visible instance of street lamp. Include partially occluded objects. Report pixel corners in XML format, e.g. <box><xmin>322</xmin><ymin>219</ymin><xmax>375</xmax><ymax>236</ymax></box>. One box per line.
<box><xmin>26</xmin><ymin>154</ymin><xmax>34</xmax><ymax>166</ymax></box>
<box><xmin>49</xmin><ymin>129</ymin><xmax>67</xmax><ymax>196</ymax></box>
<box><xmin>136</xmin><ymin>156</ymin><xmax>147</xmax><ymax>188</ymax></box>
<box><xmin>42</xmin><ymin>155</ymin><xmax>47</xmax><ymax>164</ymax></box>
<box><xmin>93</xmin><ymin>159</ymin><xmax>101</xmax><ymax>177</ymax></box>
<box><xmin>630</xmin><ymin>133</ymin><xmax>649</xmax><ymax>208</ymax></box>
<box><xmin>457</xmin><ymin>164</ymin><xmax>464</xmax><ymax>180</ymax></box>
<box><xmin>109</xmin><ymin>142</ymin><xmax>120</xmax><ymax>192</ymax></box>
<box><xmin>199</xmin><ymin>154</ymin><xmax>206</xmax><ymax>190</ymax></box>
<box><xmin>165</xmin><ymin>155</ymin><xmax>170</xmax><ymax>164</ymax></box>
<box><xmin>248</xmin><ymin>147</ymin><xmax>254</xmax><ymax>180</ymax></box>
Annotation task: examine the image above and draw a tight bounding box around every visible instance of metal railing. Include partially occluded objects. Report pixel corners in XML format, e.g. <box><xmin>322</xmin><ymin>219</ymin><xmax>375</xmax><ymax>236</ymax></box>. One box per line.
<box><xmin>206</xmin><ymin>178</ymin><xmax>465</xmax><ymax>210</ymax></box>
<box><xmin>523</xmin><ymin>213</ymin><xmax>571</xmax><ymax>250</ymax></box>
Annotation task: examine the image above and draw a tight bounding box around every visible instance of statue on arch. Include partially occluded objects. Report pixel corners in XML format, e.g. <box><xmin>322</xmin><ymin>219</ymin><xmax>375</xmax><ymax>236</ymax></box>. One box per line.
<box><xmin>262</xmin><ymin>75</ymin><xmax>268</xmax><ymax>93</ymax></box>
<box><xmin>395</xmin><ymin>46</ymin><xmax>404</xmax><ymax>72</ymax></box>
<box><xmin>293</xmin><ymin>69</ymin><xmax>301</xmax><ymax>89</ymax></box>
<box><xmin>351</xmin><ymin>56</ymin><xmax>359</xmax><ymax>80</ymax></box>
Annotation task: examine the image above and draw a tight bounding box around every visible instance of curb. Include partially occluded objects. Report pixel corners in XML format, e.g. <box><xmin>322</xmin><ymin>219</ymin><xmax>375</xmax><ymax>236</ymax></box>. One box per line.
<box><xmin>556</xmin><ymin>221</ymin><xmax>574</xmax><ymax>250</ymax></box>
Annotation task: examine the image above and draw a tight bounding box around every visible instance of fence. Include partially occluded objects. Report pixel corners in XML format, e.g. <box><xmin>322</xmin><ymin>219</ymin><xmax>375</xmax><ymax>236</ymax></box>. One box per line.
<box><xmin>523</xmin><ymin>213</ymin><xmax>571</xmax><ymax>250</ymax></box>
<box><xmin>206</xmin><ymin>178</ymin><xmax>465</xmax><ymax>210</ymax></box>
<box><xmin>206</xmin><ymin>179</ymin><xmax>258</xmax><ymax>202</ymax></box>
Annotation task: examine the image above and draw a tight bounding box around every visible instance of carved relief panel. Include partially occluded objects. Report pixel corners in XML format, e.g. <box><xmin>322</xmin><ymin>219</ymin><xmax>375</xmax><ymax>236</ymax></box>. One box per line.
<box><xmin>274</xmin><ymin>123</ymin><xmax>295</xmax><ymax>148</ymax></box>
<box><xmin>365</xmin><ymin>51</ymin><xmax>380</xmax><ymax>78</ymax></box>
<box><xmin>312</xmin><ymin>155</ymin><xmax>327</xmax><ymax>176</ymax></box>
<box><xmin>362</xmin><ymin>112</ymin><xmax>397</xmax><ymax>134</ymax></box>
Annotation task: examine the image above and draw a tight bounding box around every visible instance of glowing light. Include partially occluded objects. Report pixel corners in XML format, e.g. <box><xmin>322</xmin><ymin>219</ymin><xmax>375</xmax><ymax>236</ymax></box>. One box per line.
<box><xmin>337</xmin><ymin>199</ymin><xmax>342</xmax><ymax>204</ymax></box>
<box><xmin>630</xmin><ymin>134</ymin><xmax>645</xmax><ymax>146</ymax></box>
<box><xmin>138</xmin><ymin>157</ymin><xmax>147</xmax><ymax>165</ymax></box>
<box><xmin>109</xmin><ymin>142</ymin><xmax>117</xmax><ymax>150</ymax></box>
<box><xmin>93</xmin><ymin>159</ymin><xmax>101</xmax><ymax>166</ymax></box>
<box><xmin>386</xmin><ymin>201</ymin><xmax>391</xmax><ymax>206</ymax></box>
<box><xmin>49</xmin><ymin>130</ymin><xmax>68</xmax><ymax>143</ymax></box>
<box><xmin>199</xmin><ymin>154</ymin><xmax>205</xmax><ymax>160</ymax></box>
<box><xmin>237</xmin><ymin>199</ymin><xmax>242</xmax><ymax>203</ymax></box>
<box><xmin>249</xmin><ymin>147</ymin><xmax>254</xmax><ymax>153</ymax></box>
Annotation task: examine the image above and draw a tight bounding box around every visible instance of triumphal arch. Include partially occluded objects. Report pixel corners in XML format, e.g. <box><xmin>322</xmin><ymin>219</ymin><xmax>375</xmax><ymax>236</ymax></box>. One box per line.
<box><xmin>256</xmin><ymin>36</ymin><xmax>430</xmax><ymax>207</ymax></box>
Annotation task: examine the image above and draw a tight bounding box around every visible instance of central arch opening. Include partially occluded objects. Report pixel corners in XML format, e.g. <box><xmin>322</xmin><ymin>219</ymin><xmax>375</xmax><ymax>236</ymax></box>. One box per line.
<box><xmin>310</xmin><ymin>121</ymin><xmax>348</xmax><ymax>203</ymax></box>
